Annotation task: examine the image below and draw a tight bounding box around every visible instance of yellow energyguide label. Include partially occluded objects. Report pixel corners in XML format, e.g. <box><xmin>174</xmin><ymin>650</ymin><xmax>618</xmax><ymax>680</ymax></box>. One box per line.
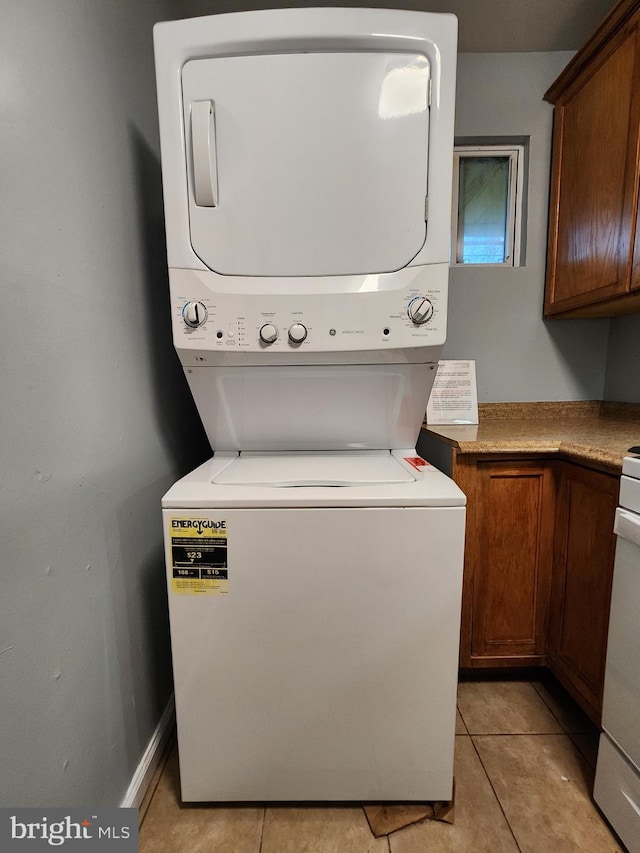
<box><xmin>169</xmin><ymin>517</ymin><xmax>228</xmax><ymax>595</ymax></box>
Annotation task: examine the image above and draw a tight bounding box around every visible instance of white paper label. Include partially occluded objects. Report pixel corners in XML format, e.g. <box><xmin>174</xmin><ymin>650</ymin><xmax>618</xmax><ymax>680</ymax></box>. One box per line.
<box><xmin>426</xmin><ymin>360</ymin><xmax>479</xmax><ymax>424</ymax></box>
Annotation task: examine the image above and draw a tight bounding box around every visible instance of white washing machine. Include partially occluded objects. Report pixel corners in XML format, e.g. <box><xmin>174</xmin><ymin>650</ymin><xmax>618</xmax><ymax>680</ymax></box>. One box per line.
<box><xmin>163</xmin><ymin>451</ymin><xmax>465</xmax><ymax>801</ymax></box>
<box><xmin>153</xmin><ymin>7</ymin><xmax>464</xmax><ymax>802</ymax></box>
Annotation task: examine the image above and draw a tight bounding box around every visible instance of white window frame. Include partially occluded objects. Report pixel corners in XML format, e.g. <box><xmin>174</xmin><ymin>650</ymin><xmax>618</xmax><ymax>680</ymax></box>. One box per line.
<box><xmin>451</xmin><ymin>144</ymin><xmax>524</xmax><ymax>267</ymax></box>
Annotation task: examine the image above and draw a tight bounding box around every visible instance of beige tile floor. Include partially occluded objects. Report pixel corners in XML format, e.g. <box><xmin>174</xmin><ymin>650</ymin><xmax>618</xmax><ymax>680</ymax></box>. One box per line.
<box><xmin>139</xmin><ymin>678</ymin><xmax>622</xmax><ymax>852</ymax></box>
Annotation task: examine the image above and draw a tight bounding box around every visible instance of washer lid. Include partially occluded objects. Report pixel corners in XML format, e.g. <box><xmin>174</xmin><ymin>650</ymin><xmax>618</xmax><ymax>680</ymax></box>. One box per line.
<box><xmin>163</xmin><ymin>450</ymin><xmax>466</xmax><ymax>508</ymax></box>
<box><xmin>212</xmin><ymin>451</ymin><xmax>415</xmax><ymax>487</ymax></box>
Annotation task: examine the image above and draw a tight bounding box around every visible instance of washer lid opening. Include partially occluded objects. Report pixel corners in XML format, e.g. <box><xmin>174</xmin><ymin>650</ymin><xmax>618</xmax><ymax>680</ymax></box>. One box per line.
<box><xmin>211</xmin><ymin>451</ymin><xmax>416</xmax><ymax>487</ymax></box>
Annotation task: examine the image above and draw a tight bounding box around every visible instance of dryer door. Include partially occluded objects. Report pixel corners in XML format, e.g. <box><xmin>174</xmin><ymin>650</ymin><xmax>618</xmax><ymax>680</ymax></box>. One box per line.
<box><xmin>181</xmin><ymin>51</ymin><xmax>430</xmax><ymax>277</ymax></box>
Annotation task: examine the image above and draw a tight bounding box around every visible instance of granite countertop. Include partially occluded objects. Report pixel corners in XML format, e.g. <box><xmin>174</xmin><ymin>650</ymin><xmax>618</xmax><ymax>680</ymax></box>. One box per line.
<box><xmin>422</xmin><ymin>401</ymin><xmax>640</xmax><ymax>475</ymax></box>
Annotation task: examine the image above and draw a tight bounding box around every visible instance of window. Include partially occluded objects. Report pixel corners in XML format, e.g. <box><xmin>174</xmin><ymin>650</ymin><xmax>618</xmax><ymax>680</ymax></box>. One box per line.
<box><xmin>452</xmin><ymin>144</ymin><xmax>525</xmax><ymax>266</ymax></box>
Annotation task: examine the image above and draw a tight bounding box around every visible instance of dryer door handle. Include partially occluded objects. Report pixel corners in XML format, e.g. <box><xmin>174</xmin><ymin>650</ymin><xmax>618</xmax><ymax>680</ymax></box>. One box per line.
<box><xmin>191</xmin><ymin>100</ymin><xmax>218</xmax><ymax>207</ymax></box>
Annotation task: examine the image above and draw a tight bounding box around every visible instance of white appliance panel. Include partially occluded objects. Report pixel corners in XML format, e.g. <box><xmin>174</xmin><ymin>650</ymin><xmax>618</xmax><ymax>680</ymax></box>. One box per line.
<box><xmin>594</xmin><ymin>735</ymin><xmax>640</xmax><ymax>853</ymax></box>
<box><xmin>620</xmin><ymin>472</ymin><xmax>640</xmax><ymax>514</ymax></box>
<box><xmin>169</xmin><ymin>266</ymin><xmax>449</xmax><ymax>360</ymax></box>
<box><xmin>622</xmin><ymin>456</ymin><xmax>640</xmax><ymax>479</ymax></box>
<box><xmin>182</xmin><ymin>52</ymin><xmax>430</xmax><ymax>277</ymax></box>
<box><xmin>183</xmin><ymin>362</ymin><xmax>436</xmax><ymax>452</ymax></box>
<box><xmin>596</xmin><ymin>458</ymin><xmax>640</xmax><ymax>845</ymax></box>
<box><xmin>163</xmin><ymin>504</ymin><xmax>465</xmax><ymax>801</ymax></box>
<box><xmin>600</xmin><ymin>510</ymin><xmax>640</xmax><ymax>769</ymax></box>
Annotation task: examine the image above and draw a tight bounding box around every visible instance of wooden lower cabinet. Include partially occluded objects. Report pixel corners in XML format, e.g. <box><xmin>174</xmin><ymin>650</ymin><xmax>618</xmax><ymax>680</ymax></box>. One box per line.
<box><xmin>455</xmin><ymin>456</ymin><xmax>556</xmax><ymax>668</ymax></box>
<box><xmin>547</xmin><ymin>463</ymin><xmax>619</xmax><ymax>723</ymax></box>
<box><xmin>454</xmin><ymin>453</ymin><xmax>619</xmax><ymax>723</ymax></box>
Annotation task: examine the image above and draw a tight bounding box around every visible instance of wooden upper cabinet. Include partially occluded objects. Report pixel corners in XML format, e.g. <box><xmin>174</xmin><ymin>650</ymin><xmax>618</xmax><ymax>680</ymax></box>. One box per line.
<box><xmin>545</xmin><ymin>0</ymin><xmax>640</xmax><ymax>317</ymax></box>
<box><xmin>549</xmin><ymin>32</ymin><xmax>636</xmax><ymax>304</ymax></box>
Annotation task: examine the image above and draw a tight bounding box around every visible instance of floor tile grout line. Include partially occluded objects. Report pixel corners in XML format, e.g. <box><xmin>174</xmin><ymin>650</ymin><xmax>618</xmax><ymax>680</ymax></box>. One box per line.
<box><xmin>456</xmin><ymin>704</ymin><xmax>470</xmax><ymax>735</ymax></box>
<box><xmin>464</xmin><ymin>730</ymin><xmax>572</xmax><ymax>737</ymax></box>
<box><xmin>530</xmin><ymin>680</ymin><xmax>573</xmax><ymax>734</ymax></box>
<box><xmin>257</xmin><ymin>806</ymin><xmax>266</xmax><ymax>853</ymax></box>
<box><xmin>469</xmin><ymin>735</ymin><xmax>523</xmax><ymax>853</ymax></box>
<box><xmin>568</xmin><ymin>731</ymin><xmax>599</xmax><ymax>769</ymax></box>
<box><xmin>460</xmin><ymin>679</ymin><xmax>591</xmax><ymax>738</ymax></box>
<box><xmin>530</xmin><ymin>680</ymin><xmax>596</xmax><ymax>738</ymax></box>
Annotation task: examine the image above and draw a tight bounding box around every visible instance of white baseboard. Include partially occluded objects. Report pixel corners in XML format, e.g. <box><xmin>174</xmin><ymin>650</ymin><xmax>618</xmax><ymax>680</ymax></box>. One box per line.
<box><xmin>121</xmin><ymin>694</ymin><xmax>175</xmax><ymax>809</ymax></box>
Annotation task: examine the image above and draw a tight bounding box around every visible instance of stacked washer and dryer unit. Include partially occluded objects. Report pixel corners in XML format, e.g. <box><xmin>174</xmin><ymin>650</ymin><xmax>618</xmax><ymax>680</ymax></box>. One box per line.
<box><xmin>154</xmin><ymin>8</ymin><xmax>465</xmax><ymax>803</ymax></box>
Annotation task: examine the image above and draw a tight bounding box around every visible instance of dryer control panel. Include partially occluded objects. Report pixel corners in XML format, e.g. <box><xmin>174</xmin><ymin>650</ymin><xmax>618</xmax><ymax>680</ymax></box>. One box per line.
<box><xmin>169</xmin><ymin>266</ymin><xmax>449</xmax><ymax>355</ymax></box>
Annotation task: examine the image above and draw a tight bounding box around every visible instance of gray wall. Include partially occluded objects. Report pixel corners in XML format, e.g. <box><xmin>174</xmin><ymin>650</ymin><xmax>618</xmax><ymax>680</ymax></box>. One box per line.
<box><xmin>1</xmin><ymin>0</ymin><xmax>634</xmax><ymax>813</ymax></box>
<box><xmin>603</xmin><ymin>315</ymin><xmax>640</xmax><ymax>402</ymax></box>
<box><xmin>444</xmin><ymin>52</ymin><xmax>610</xmax><ymax>402</ymax></box>
<box><xmin>179</xmin><ymin>0</ymin><xmax>617</xmax><ymax>53</ymax></box>
<box><xmin>0</xmin><ymin>0</ymin><xmax>209</xmax><ymax>807</ymax></box>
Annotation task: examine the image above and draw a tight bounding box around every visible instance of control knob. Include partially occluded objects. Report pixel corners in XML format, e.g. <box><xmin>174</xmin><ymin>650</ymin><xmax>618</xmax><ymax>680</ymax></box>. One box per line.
<box><xmin>288</xmin><ymin>323</ymin><xmax>308</xmax><ymax>344</ymax></box>
<box><xmin>407</xmin><ymin>296</ymin><xmax>434</xmax><ymax>325</ymax></box>
<box><xmin>259</xmin><ymin>323</ymin><xmax>278</xmax><ymax>344</ymax></box>
<box><xmin>182</xmin><ymin>301</ymin><xmax>207</xmax><ymax>328</ymax></box>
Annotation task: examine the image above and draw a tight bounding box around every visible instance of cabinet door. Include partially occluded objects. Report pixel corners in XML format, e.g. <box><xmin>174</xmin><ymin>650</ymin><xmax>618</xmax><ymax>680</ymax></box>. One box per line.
<box><xmin>456</xmin><ymin>458</ymin><xmax>556</xmax><ymax>668</ymax></box>
<box><xmin>545</xmin><ymin>23</ymin><xmax>640</xmax><ymax>315</ymax></box>
<box><xmin>632</xmin><ymin>193</ymin><xmax>640</xmax><ymax>292</ymax></box>
<box><xmin>547</xmin><ymin>463</ymin><xmax>619</xmax><ymax>723</ymax></box>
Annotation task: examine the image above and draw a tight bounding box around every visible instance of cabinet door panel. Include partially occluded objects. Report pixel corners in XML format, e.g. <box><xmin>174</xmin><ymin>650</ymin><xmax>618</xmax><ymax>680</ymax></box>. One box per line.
<box><xmin>632</xmin><ymin>194</ymin><xmax>640</xmax><ymax>292</ymax></box>
<box><xmin>548</xmin><ymin>464</ymin><xmax>618</xmax><ymax>721</ymax></box>
<box><xmin>549</xmin><ymin>32</ymin><xmax>637</xmax><ymax>309</ymax></box>
<box><xmin>470</xmin><ymin>461</ymin><xmax>555</xmax><ymax>663</ymax></box>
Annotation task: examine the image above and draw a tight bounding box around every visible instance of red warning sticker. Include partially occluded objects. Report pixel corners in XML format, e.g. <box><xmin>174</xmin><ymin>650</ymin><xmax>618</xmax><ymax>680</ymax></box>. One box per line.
<box><xmin>404</xmin><ymin>456</ymin><xmax>432</xmax><ymax>471</ymax></box>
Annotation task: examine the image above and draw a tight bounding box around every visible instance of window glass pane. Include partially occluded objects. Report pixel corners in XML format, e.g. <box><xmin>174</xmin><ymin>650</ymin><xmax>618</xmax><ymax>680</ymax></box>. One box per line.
<box><xmin>457</xmin><ymin>156</ymin><xmax>510</xmax><ymax>264</ymax></box>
